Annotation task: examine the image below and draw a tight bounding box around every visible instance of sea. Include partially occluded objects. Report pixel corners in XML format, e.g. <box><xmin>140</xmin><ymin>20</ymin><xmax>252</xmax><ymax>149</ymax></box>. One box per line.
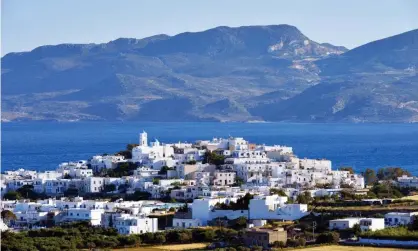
<box><xmin>1</xmin><ymin>122</ymin><xmax>418</xmax><ymax>175</ymax></box>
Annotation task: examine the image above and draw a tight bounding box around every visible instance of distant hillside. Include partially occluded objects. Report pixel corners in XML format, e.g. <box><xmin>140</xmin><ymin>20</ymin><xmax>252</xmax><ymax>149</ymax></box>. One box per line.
<box><xmin>2</xmin><ymin>25</ymin><xmax>418</xmax><ymax>122</ymax></box>
<box><xmin>316</xmin><ymin>29</ymin><xmax>418</xmax><ymax>75</ymax></box>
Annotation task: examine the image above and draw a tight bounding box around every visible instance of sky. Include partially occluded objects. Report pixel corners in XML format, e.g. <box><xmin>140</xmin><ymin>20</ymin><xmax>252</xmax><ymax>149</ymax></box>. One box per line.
<box><xmin>1</xmin><ymin>0</ymin><xmax>418</xmax><ymax>56</ymax></box>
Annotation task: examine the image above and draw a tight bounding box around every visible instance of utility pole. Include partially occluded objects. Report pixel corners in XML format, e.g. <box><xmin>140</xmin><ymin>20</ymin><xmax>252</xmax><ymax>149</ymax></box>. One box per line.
<box><xmin>312</xmin><ymin>221</ymin><xmax>317</xmax><ymax>242</ymax></box>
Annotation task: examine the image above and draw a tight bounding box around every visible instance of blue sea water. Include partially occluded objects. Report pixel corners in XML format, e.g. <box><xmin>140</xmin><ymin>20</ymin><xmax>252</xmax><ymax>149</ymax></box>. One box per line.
<box><xmin>1</xmin><ymin>122</ymin><xmax>418</xmax><ymax>175</ymax></box>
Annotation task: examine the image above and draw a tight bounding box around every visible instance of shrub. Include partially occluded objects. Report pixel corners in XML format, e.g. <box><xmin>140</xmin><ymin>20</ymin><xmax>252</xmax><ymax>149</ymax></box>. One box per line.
<box><xmin>237</xmin><ymin>246</ymin><xmax>251</xmax><ymax>251</ymax></box>
<box><xmin>286</xmin><ymin>239</ymin><xmax>298</xmax><ymax>247</ymax></box>
<box><xmin>360</xmin><ymin>226</ymin><xmax>418</xmax><ymax>241</ymax></box>
<box><xmin>271</xmin><ymin>240</ymin><xmax>285</xmax><ymax>248</ymax></box>
<box><xmin>297</xmin><ymin>237</ymin><xmax>306</xmax><ymax>247</ymax></box>
<box><xmin>250</xmin><ymin>246</ymin><xmax>262</xmax><ymax>251</ymax></box>
<box><xmin>316</xmin><ymin>232</ymin><xmax>339</xmax><ymax>244</ymax></box>
<box><xmin>154</xmin><ymin>233</ymin><xmax>166</xmax><ymax>244</ymax></box>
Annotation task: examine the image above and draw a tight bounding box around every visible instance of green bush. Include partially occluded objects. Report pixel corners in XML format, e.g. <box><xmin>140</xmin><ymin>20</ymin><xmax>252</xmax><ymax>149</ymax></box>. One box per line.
<box><xmin>316</xmin><ymin>232</ymin><xmax>339</xmax><ymax>244</ymax></box>
<box><xmin>360</xmin><ymin>226</ymin><xmax>418</xmax><ymax>241</ymax></box>
<box><xmin>297</xmin><ymin>237</ymin><xmax>306</xmax><ymax>247</ymax></box>
<box><xmin>237</xmin><ymin>246</ymin><xmax>251</xmax><ymax>251</ymax></box>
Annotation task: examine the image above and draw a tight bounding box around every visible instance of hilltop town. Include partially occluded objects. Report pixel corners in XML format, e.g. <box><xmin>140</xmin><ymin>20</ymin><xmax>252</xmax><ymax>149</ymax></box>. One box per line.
<box><xmin>1</xmin><ymin>131</ymin><xmax>418</xmax><ymax>250</ymax></box>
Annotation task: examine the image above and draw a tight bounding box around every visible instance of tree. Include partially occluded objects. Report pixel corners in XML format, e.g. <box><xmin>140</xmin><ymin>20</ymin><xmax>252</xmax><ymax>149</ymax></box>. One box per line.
<box><xmin>202</xmin><ymin>151</ymin><xmax>225</xmax><ymax>166</ymax></box>
<box><xmin>87</xmin><ymin>242</ymin><xmax>96</xmax><ymax>250</ymax></box>
<box><xmin>153</xmin><ymin>178</ymin><xmax>160</xmax><ymax>185</ymax></box>
<box><xmin>158</xmin><ymin>166</ymin><xmax>172</xmax><ymax>175</ymax></box>
<box><xmin>193</xmin><ymin>228</ymin><xmax>216</xmax><ymax>242</ymax></box>
<box><xmin>251</xmin><ymin>246</ymin><xmax>262</xmax><ymax>251</ymax></box>
<box><xmin>216</xmin><ymin>193</ymin><xmax>254</xmax><ymax>210</ymax></box>
<box><xmin>126</xmin><ymin>191</ymin><xmax>152</xmax><ymax>201</ymax></box>
<box><xmin>296</xmin><ymin>192</ymin><xmax>312</xmax><ymax>204</ymax></box>
<box><xmin>286</xmin><ymin>239</ymin><xmax>298</xmax><ymax>247</ymax></box>
<box><xmin>364</xmin><ymin>168</ymin><xmax>377</xmax><ymax>185</ymax></box>
<box><xmin>316</xmin><ymin>232</ymin><xmax>339</xmax><ymax>244</ymax></box>
<box><xmin>178</xmin><ymin>203</ymin><xmax>189</xmax><ymax>212</ymax></box>
<box><xmin>103</xmin><ymin>184</ymin><xmax>116</xmax><ymax>193</ymax></box>
<box><xmin>237</xmin><ymin>247</ymin><xmax>251</xmax><ymax>251</ymax></box>
<box><xmin>297</xmin><ymin>237</ymin><xmax>306</xmax><ymax>247</ymax></box>
<box><xmin>233</xmin><ymin>177</ymin><xmax>245</xmax><ymax>186</ymax></box>
<box><xmin>141</xmin><ymin>232</ymin><xmax>155</xmax><ymax>243</ymax></box>
<box><xmin>16</xmin><ymin>184</ymin><xmax>44</xmax><ymax>200</ymax></box>
<box><xmin>270</xmin><ymin>188</ymin><xmax>287</xmax><ymax>197</ymax></box>
<box><xmin>64</xmin><ymin>187</ymin><xmax>79</xmax><ymax>197</ymax></box>
<box><xmin>377</xmin><ymin>167</ymin><xmax>411</xmax><ymax>180</ymax></box>
<box><xmin>178</xmin><ymin>231</ymin><xmax>192</xmax><ymax>243</ymax></box>
<box><xmin>271</xmin><ymin>241</ymin><xmax>285</xmax><ymax>248</ymax></box>
<box><xmin>154</xmin><ymin>233</ymin><xmax>166</xmax><ymax>244</ymax></box>
<box><xmin>3</xmin><ymin>191</ymin><xmax>21</xmax><ymax>200</ymax></box>
<box><xmin>105</xmin><ymin>162</ymin><xmax>139</xmax><ymax>177</ymax></box>
<box><xmin>1</xmin><ymin>210</ymin><xmax>17</xmax><ymax>225</ymax></box>
<box><xmin>118</xmin><ymin>235</ymin><xmax>141</xmax><ymax>247</ymax></box>
<box><xmin>4</xmin><ymin>185</ymin><xmax>46</xmax><ymax>200</ymax></box>
<box><xmin>352</xmin><ymin>223</ymin><xmax>361</xmax><ymax>236</ymax></box>
<box><xmin>126</xmin><ymin>143</ymin><xmax>139</xmax><ymax>151</ymax></box>
<box><xmin>371</xmin><ymin>182</ymin><xmax>403</xmax><ymax>198</ymax></box>
<box><xmin>233</xmin><ymin>216</ymin><xmax>248</xmax><ymax>229</ymax></box>
<box><xmin>409</xmin><ymin>215</ymin><xmax>418</xmax><ymax>231</ymax></box>
<box><xmin>116</xmin><ymin>150</ymin><xmax>132</xmax><ymax>159</ymax></box>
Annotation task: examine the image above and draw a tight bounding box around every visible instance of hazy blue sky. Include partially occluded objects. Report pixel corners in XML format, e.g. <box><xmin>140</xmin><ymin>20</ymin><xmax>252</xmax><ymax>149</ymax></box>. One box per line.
<box><xmin>2</xmin><ymin>0</ymin><xmax>418</xmax><ymax>55</ymax></box>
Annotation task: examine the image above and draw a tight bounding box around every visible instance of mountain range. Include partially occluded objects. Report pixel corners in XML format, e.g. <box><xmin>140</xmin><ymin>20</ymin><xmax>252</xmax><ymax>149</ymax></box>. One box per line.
<box><xmin>2</xmin><ymin>24</ymin><xmax>417</xmax><ymax>122</ymax></box>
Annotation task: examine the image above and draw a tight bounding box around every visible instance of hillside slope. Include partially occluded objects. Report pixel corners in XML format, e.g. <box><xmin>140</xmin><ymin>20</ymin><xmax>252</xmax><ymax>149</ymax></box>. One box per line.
<box><xmin>2</xmin><ymin>25</ymin><xmax>418</xmax><ymax>122</ymax></box>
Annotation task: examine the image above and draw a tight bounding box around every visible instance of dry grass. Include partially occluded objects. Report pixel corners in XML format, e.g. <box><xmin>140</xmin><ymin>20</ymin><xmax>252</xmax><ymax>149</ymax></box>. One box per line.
<box><xmin>118</xmin><ymin>245</ymin><xmax>414</xmax><ymax>251</ymax></box>
<box><xmin>401</xmin><ymin>195</ymin><xmax>418</xmax><ymax>201</ymax></box>
<box><xmin>115</xmin><ymin>243</ymin><xmax>208</xmax><ymax>251</ymax></box>
<box><xmin>301</xmin><ymin>245</ymin><xmax>407</xmax><ymax>251</ymax></box>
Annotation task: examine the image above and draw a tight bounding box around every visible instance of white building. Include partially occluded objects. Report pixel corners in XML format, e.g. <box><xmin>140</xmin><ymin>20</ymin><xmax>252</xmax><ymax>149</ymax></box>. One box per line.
<box><xmin>44</xmin><ymin>179</ymin><xmax>72</xmax><ymax>195</ymax></box>
<box><xmin>0</xmin><ymin>218</ymin><xmax>8</xmax><ymax>231</ymax></box>
<box><xmin>114</xmin><ymin>214</ymin><xmax>158</xmax><ymax>235</ymax></box>
<box><xmin>90</xmin><ymin>155</ymin><xmax>126</xmax><ymax>172</ymax></box>
<box><xmin>213</xmin><ymin>171</ymin><xmax>236</xmax><ymax>186</ymax></box>
<box><xmin>170</xmin><ymin>186</ymin><xmax>200</xmax><ymax>201</ymax></box>
<box><xmin>194</xmin><ymin>171</ymin><xmax>211</xmax><ymax>186</ymax></box>
<box><xmin>173</xmin><ymin>218</ymin><xmax>202</xmax><ymax>229</ymax></box>
<box><xmin>249</xmin><ymin>195</ymin><xmax>308</xmax><ymax>221</ymax></box>
<box><xmin>359</xmin><ymin>218</ymin><xmax>385</xmax><ymax>232</ymax></box>
<box><xmin>190</xmin><ymin>197</ymin><xmax>240</xmax><ymax>225</ymax></box>
<box><xmin>62</xmin><ymin>208</ymin><xmax>104</xmax><ymax>226</ymax></box>
<box><xmin>397</xmin><ymin>175</ymin><xmax>418</xmax><ymax>189</ymax></box>
<box><xmin>134</xmin><ymin>167</ymin><xmax>159</xmax><ymax>178</ymax></box>
<box><xmin>82</xmin><ymin>177</ymin><xmax>105</xmax><ymax>193</ymax></box>
<box><xmin>226</xmin><ymin>150</ymin><xmax>272</xmax><ymax>184</ymax></box>
<box><xmin>131</xmin><ymin>132</ymin><xmax>175</xmax><ymax>170</ymax></box>
<box><xmin>329</xmin><ymin>218</ymin><xmax>362</xmax><ymax>230</ymax></box>
<box><xmin>385</xmin><ymin>212</ymin><xmax>418</xmax><ymax>227</ymax></box>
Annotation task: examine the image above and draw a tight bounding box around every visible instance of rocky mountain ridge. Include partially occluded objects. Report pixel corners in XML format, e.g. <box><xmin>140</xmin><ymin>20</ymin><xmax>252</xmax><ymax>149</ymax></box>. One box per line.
<box><xmin>2</xmin><ymin>25</ymin><xmax>417</xmax><ymax>122</ymax></box>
